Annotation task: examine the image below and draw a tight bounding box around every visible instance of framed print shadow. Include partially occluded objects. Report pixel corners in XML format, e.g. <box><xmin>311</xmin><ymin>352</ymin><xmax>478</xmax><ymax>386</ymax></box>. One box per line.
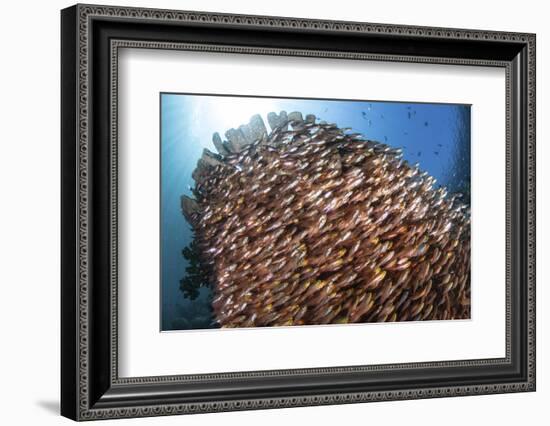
<box><xmin>61</xmin><ymin>4</ymin><xmax>536</xmax><ymax>421</ymax></box>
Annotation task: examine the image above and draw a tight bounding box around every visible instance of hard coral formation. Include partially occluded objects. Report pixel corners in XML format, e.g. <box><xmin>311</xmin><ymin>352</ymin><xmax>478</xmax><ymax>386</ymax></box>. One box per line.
<box><xmin>182</xmin><ymin>111</ymin><xmax>470</xmax><ymax>327</ymax></box>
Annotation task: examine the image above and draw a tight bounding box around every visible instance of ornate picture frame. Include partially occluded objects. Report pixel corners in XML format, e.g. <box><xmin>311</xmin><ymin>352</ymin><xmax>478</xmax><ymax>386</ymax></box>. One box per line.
<box><xmin>61</xmin><ymin>3</ymin><xmax>536</xmax><ymax>421</ymax></box>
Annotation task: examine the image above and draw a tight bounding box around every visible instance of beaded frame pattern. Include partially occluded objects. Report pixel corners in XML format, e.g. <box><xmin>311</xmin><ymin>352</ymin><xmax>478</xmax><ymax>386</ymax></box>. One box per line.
<box><xmin>74</xmin><ymin>4</ymin><xmax>535</xmax><ymax>420</ymax></box>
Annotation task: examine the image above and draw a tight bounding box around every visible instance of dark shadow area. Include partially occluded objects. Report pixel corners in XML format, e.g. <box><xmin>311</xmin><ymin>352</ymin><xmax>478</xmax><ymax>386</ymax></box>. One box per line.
<box><xmin>36</xmin><ymin>400</ymin><xmax>59</xmax><ymax>415</ymax></box>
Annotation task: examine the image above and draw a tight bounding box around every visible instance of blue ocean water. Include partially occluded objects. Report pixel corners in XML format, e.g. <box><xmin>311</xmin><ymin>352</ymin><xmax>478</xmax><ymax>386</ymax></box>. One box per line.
<box><xmin>160</xmin><ymin>94</ymin><xmax>471</xmax><ymax>331</ymax></box>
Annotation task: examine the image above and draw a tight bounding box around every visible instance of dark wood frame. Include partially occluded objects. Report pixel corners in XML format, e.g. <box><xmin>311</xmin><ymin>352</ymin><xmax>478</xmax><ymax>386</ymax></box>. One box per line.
<box><xmin>61</xmin><ymin>3</ymin><xmax>536</xmax><ymax>421</ymax></box>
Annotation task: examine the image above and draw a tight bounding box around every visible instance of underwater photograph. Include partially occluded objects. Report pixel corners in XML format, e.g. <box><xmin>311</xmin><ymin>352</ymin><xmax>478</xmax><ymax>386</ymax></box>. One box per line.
<box><xmin>161</xmin><ymin>93</ymin><xmax>471</xmax><ymax>331</ymax></box>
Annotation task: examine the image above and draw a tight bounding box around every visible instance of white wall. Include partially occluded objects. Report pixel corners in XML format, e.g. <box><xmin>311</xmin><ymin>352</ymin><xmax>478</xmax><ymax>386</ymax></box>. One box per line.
<box><xmin>0</xmin><ymin>0</ymin><xmax>546</xmax><ymax>424</ymax></box>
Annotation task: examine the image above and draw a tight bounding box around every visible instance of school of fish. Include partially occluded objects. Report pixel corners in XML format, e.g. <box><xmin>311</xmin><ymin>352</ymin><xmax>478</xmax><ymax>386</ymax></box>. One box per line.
<box><xmin>181</xmin><ymin>111</ymin><xmax>471</xmax><ymax>327</ymax></box>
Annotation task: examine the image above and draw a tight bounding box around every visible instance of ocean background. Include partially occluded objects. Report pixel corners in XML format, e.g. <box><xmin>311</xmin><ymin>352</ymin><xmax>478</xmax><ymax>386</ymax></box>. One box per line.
<box><xmin>160</xmin><ymin>94</ymin><xmax>471</xmax><ymax>331</ymax></box>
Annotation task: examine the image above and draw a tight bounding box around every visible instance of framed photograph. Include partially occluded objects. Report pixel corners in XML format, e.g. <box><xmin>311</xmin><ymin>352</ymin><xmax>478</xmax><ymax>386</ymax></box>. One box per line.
<box><xmin>61</xmin><ymin>4</ymin><xmax>536</xmax><ymax>421</ymax></box>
